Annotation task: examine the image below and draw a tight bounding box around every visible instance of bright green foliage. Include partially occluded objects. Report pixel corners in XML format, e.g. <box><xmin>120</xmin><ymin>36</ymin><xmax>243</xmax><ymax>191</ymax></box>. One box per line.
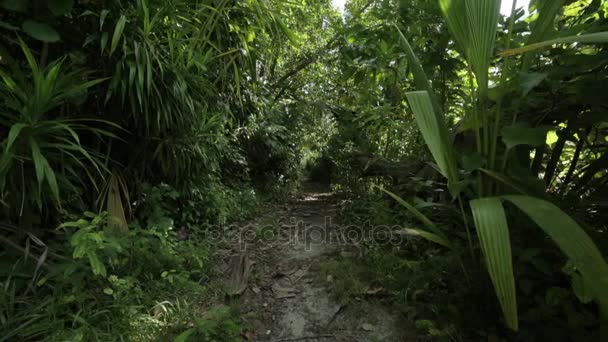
<box><xmin>439</xmin><ymin>0</ymin><xmax>500</xmax><ymax>95</ymax></box>
<box><xmin>396</xmin><ymin>0</ymin><xmax>608</xmax><ymax>332</ymax></box>
<box><xmin>470</xmin><ymin>197</ymin><xmax>517</xmax><ymax>330</ymax></box>
<box><xmin>405</xmin><ymin>91</ymin><xmax>458</xmax><ymax>190</ymax></box>
<box><xmin>2</xmin><ymin>0</ymin><xmax>608</xmax><ymax>340</ymax></box>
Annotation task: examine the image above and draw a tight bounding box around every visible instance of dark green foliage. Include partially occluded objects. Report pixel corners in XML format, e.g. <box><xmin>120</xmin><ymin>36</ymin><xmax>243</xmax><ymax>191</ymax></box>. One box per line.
<box><xmin>172</xmin><ymin>307</ymin><xmax>242</xmax><ymax>342</ymax></box>
<box><xmin>2</xmin><ymin>0</ymin><xmax>608</xmax><ymax>340</ymax></box>
<box><xmin>0</xmin><ymin>0</ymin><xmax>302</xmax><ymax>339</ymax></box>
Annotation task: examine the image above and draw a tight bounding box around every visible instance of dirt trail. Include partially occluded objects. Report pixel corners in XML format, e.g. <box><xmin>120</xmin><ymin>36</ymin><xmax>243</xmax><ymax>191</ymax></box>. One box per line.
<box><xmin>218</xmin><ymin>183</ymin><xmax>412</xmax><ymax>341</ymax></box>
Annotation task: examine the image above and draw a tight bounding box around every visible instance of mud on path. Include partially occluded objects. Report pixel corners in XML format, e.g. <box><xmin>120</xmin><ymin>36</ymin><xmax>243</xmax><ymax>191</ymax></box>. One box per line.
<box><xmin>215</xmin><ymin>183</ymin><xmax>414</xmax><ymax>341</ymax></box>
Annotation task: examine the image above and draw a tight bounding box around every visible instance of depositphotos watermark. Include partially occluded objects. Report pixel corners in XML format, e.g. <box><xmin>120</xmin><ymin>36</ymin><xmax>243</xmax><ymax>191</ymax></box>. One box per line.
<box><xmin>203</xmin><ymin>217</ymin><xmax>415</xmax><ymax>251</ymax></box>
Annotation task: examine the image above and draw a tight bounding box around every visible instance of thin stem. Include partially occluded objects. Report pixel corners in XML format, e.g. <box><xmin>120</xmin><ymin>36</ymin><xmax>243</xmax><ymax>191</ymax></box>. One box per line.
<box><xmin>468</xmin><ymin>66</ymin><xmax>484</xmax><ymax>196</ymax></box>
<box><xmin>458</xmin><ymin>196</ymin><xmax>475</xmax><ymax>263</ymax></box>
<box><xmin>490</xmin><ymin>0</ymin><xmax>518</xmax><ymax>194</ymax></box>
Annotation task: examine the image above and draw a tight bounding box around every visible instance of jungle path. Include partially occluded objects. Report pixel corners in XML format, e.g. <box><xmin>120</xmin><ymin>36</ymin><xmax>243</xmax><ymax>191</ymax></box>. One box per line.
<box><xmin>217</xmin><ymin>182</ymin><xmax>414</xmax><ymax>341</ymax></box>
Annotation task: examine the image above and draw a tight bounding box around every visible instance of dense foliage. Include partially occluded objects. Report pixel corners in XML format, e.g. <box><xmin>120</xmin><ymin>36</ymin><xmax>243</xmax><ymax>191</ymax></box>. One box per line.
<box><xmin>0</xmin><ymin>0</ymin><xmax>317</xmax><ymax>339</ymax></box>
<box><xmin>2</xmin><ymin>0</ymin><xmax>608</xmax><ymax>340</ymax></box>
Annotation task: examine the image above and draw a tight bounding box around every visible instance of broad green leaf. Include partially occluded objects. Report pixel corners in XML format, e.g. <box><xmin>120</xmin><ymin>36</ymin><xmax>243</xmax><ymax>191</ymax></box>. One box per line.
<box><xmin>379</xmin><ymin>187</ymin><xmax>452</xmax><ymax>249</ymax></box>
<box><xmin>461</xmin><ymin>152</ymin><xmax>484</xmax><ymax>172</ymax></box>
<box><xmin>22</xmin><ymin>20</ymin><xmax>60</xmax><ymax>43</ymax></box>
<box><xmin>471</xmin><ymin>197</ymin><xmax>518</xmax><ymax>330</ymax></box>
<box><xmin>500</xmin><ymin>31</ymin><xmax>608</xmax><ymax>57</ymax></box>
<box><xmin>405</xmin><ymin>91</ymin><xmax>458</xmax><ymax>186</ymax></box>
<box><xmin>478</xmin><ymin>168</ymin><xmax>527</xmax><ymax>194</ymax></box>
<box><xmin>563</xmin><ymin>261</ymin><xmax>593</xmax><ymax>304</ymax></box>
<box><xmin>439</xmin><ymin>0</ymin><xmax>500</xmax><ymax>95</ymax></box>
<box><xmin>501</xmin><ymin>123</ymin><xmax>549</xmax><ymax>150</ymax></box>
<box><xmin>526</xmin><ymin>0</ymin><xmax>566</xmax><ymax>44</ymax></box>
<box><xmin>395</xmin><ymin>26</ymin><xmax>443</xmax><ymax>116</ymax></box>
<box><xmin>110</xmin><ymin>15</ymin><xmax>127</xmax><ymax>55</ymax></box>
<box><xmin>48</xmin><ymin>0</ymin><xmax>74</xmax><ymax>16</ymax></box>
<box><xmin>503</xmin><ymin>195</ymin><xmax>608</xmax><ymax>314</ymax></box>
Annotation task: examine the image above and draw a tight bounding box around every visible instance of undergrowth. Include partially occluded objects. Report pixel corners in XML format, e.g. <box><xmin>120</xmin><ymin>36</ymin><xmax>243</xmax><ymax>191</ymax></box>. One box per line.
<box><xmin>0</xmin><ymin>182</ymin><xmax>260</xmax><ymax>341</ymax></box>
<box><xmin>321</xmin><ymin>191</ymin><xmax>605</xmax><ymax>341</ymax></box>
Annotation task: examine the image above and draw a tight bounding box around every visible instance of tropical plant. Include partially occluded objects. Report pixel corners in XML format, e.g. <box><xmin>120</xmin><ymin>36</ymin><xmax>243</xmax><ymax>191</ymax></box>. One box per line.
<box><xmin>0</xmin><ymin>41</ymin><xmax>117</xmax><ymax>223</ymax></box>
<box><xmin>392</xmin><ymin>0</ymin><xmax>608</xmax><ymax>330</ymax></box>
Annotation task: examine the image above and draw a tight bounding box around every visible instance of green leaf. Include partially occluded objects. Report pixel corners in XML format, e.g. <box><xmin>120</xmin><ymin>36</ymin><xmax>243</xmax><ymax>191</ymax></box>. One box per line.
<box><xmin>22</xmin><ymin>20</ymin><xmax>60</xmax><ymax>43</ymax></box>
<box><xmin>5</xmin><ymin>123</ymin><xmax>27</xmax><ymax>152</ymax></box>
<box><xmin>174</xmin><ymin>328</ymin><xmax>195</xmax><ymax>342</ymax></box>
<box><xmin>110</xmin><ymin>15</ymin><xmax>127</xmax><ymax>55</ymax></box>
<box><xmin>0</xmin><ymin>20</ymin><xmax>19</xmax><ymax>30</ymax></box>
<box><xmin>43</xmin><ymin>158</ymin><xmax>60</xmax><ymax>204</ymax></box>
<box><xmin>103</xmin><ymin>288</ymin><xmax>114</xmax><ymax>295</ymax></box>
<box><xmin>471</xmin><ymin>197</ymin><xmax>518</xmax><ymax>331</ymax></box>
<box><xmin>519</xmin><ymin>72</ymin><xmax>547</xmax><ymax>96</ymax></box>
<box><xmin>48</xmin><ymin>0</ymin><xmax>74</xmax><ymax>16</ymax></box>
<box><xmin>401</xmin><ymin>228</ymin><xmax>453</xmax><ymax>249</ymax></box>
<box><xmin>88</xmin><ymin>252</ymin><xmax>106</xmax><ymax>276</ymax></box>
<box><xmin>461</xmin><ymin>152</ymin><xmax>484</xmax><ymax>172</ymax></box>
<box><xmin>503</xmin><ymin>195</ymin><xmax>608</xmax><ymax>314</ymax></box>
<box><xmin>30</xmin><ymin>139</ymin><xmax>45</xmax><ymax>190</ymax></box>
<box><xmin>526</xmin><ymin>0</ymin><xmax>566</xmax><ymax>44</ymax></box>
<box><xmin>395</xmin><ymin>26</ymin><xmax>443</xmax><ymax>116</ymax></box>
<box><xmin>439</xmin><ymin>0</ymin><xmax>500</xmax><ymax>95</ymax></box>
<box><xmin>500</xmin><ymin>31</ymin><xmax>608</xmax><ymax>57</ymax></box>
<box><xmin>478</xmin><ymin>168</ymin><xmax>527</xmax><ymax>195</ymax></box>
<box><xmin>379</xmin><ymin>187</ymin><xmax>452</xmax><ymax>249</ymax></box>
<box><xmin>501</xmin><ymin>123</ymin><xmax>549</xmax><ymax>150</ymax></box>
<box><xmin>405</xmin><ymin>91</ymin><xmax>458</xmax><ymax>186</ymax></box>
<box><xmin>563</xmin><ymin>261</ymin><xmax>594</xmax><ymax>304</ymax></box>
<box><xmin>100</xmin><ymin>9</ymin><xmax>110</xmax><ymax>30</ymax></box>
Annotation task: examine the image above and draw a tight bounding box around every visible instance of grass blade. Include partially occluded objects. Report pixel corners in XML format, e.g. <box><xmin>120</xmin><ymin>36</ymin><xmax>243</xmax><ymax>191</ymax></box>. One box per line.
<box><xmin>379</xmin><ymin>186</ymin><xmax>452</xmax><ymax>249</ymax></box>
<box><xmin>110</xmin><ymin>15</ymin><xmax>126</xmax><ymax>56</ymax></box>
